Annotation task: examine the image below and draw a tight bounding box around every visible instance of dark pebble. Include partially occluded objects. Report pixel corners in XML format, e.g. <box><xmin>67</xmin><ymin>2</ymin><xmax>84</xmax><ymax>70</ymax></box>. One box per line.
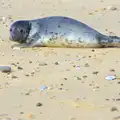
<box><xmin>73</xmin><ymin>65</ymin><xmax>76</xmax><ymax>67</ymax></box>
<box><xmin>110</xmin><ymin>69</ymin><xmax>115</xmax><ymax>72</ymax></box>
<box><xmin>92</xmin><ymin>71</ymin><xmax>99</xmax><ymax>75</ymax></box>
<box><xmin>11</xmin><ymin>75</ymin><xmax>18</xmax><ymax>79</ymax></box>
<box><xmin>20</xmin><ymin>112</ymin><xmax>24</xmax><ymax>114</ymax></box>
<box><xmin>29</xmin><ymin>61</ymin><xmax>32</xmax><ymax>63</ymax></box>
<box><xmin>89</xmin><ymin>56</ymin><xmax>91</xmax><ymax>58</ymax></box>
<box><xmin>11</xmin><ymin>63</ymin><xmax>17</xmax><ymax>66</ymax></box>
<box><xmin>60</xmin><ymin>84</ymin><xmax>64</xmax><ymax>86</ymax></box>
<box><xmin>110</xmin><ymin>107</ymin><xmax>119</xmax><ymax>112</ymax></box>
<box><xmin>25</xmin><ymin>74</ymin><xmax>29</xmax><ymax>77</ymax></box>
<box><xmin>118</xmin><ymin>82</ymin><xmax>120</xmax><ymax>84</ymax></box>
<box><xmin>25</xmin><ymin>93</ymin><xmax>30</xmax><ymax>95</ymax></box>
<box><xmin>77</xmin><ymin>77</ymin><xmax>81</xmax><ymax>80</ymax></box>
<box><xmin>116</xmin><ymin>98</ymin><xmax>120</xmax><ymax>101</ymax></box>
<box><xmin>96</xmin><ymin>86</ymin><xmax>99</xmax><ymax>88</ymax></box>
<box><xmin>36</xmin><ymin>102</ymin><xmax>43</xmax><ymax>107</ymax></box>
<box><xmin>83</xmin><ymin>75</ymin><xmax>87</xmax><ymax>78</ymax></box>
<box><xmin>105</xmin><ymin>99</ymin><xmax>109</xmax><ymax>101</ymax></box>
<box><xmin>31</xmin><ymin>72</ymin><xmax>35</xmax><ymax>76</ymax></box>
<box><xmin>54</xmin><ymin>62</ymin><xmax>59</xmax><ymax>65</ymax></box>
<box><xmin>17</xmin><ymin>66</ymin><xmax>23</xmax><ymax>70</ymax></box>
<box><xmin>84</xmin><ymin>63</ymin><xmax>89</xmax><ymax>67</ymax></box>
<box><xmin>89</xmin><ymin>84</ymin><xmax>92</xmax><ymax>86</ymax></box>
<box><xmin>64</xmin><ymin>78</ymin><xmax>67</xmax><ymax>80</ymax></box>
<box><xmin>83</xmin><ymin>56</ymin><xmax>86</xmax><ymax>58</ymax></box>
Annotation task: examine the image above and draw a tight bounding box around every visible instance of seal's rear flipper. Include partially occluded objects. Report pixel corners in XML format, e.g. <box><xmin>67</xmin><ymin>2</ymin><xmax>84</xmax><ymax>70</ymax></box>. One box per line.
<box><xmin>100</xmin><ymin>35</ymin><xmax>120</xmax><ymax>47</ymax></box>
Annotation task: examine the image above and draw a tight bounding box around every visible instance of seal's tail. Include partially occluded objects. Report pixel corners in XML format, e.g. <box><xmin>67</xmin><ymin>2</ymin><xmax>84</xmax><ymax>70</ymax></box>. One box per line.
<box><xmin>100</xmin><ymin>35</ymin><xmax>120</xmax><ymax>47</ymax></box>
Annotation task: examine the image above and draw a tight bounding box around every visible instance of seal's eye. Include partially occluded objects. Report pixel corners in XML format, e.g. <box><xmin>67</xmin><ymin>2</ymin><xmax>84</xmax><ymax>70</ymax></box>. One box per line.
<box><xmin>20</xmin><ymin>29</ymin><xmax>23</xmax><ymax>33</ymax></box>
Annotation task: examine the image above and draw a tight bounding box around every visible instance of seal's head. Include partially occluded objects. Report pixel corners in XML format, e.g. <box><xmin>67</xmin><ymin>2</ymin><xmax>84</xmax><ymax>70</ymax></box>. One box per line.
<box><xmin>9</xmin><ymin>20</ymin><xmax>31</xmax><ymax>43</ymax></box>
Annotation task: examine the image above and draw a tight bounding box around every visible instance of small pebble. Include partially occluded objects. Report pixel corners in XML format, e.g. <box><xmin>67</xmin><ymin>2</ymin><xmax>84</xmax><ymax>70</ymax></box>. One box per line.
<box><xmin>84</xmin><ymin>63</ymin><xmax>89</xmax><ymax>67</ymax></box>
<box><xmin>113</xmin><ymin>116</ymin><xmax>120</xmax><ymax>120</ymax></box>
<box><xmin>88</xmin><ymin>12</ymin><xmax>93</xmax><ymax>15</ymax></box>
<box><xmin>69</xmin><ymin>117</ymin><xmax>77</xmax><ymax>120</ymax></box>
<box><xmin>92</xmin><ymin>71</ymin><xmax>99</xmax><ymax>75</ymax></box>
<box><xmin>36</xmin><ymin>102</ymin><xmax>43</xmax><ymax>107</ymax></box>
<box><xmin>116</xmin><ymin>98</ymin><xmax>120</xmax><ymax>101</ymax></box>
<box><xmin>20</xmin><ymin>112</ymin><xmax>24</xmax><ymax>114</ymax></box>
<box><xmin>105</xmin><ymin>75</ymin><xmax>116</xmax><ymax>81</ymax></box>
<box><xmin>39</xmin><ymin>62</ymin><xmax>47</xmax><ymax>66</ymax></box>
<box><xmin>108</xmin><ymin>6</ymin><xmax>117</xmax><ymax>11</ymax></box>
<box><xmin>17</xmin><ymin>66</ymin><xmax>23</xmax><ymax>70</ymax></box>
<box><xmin>40</xmin><ymin>85</ymin><xmax>47</xmax><ymax>91</ymax></box>
<box><xmin>0</xmin><ymin>66</ymin><xmax>11</xmax><ymax>73</ymax></box>
<box><xmin>77</xmin><ymin>77</ymin><xmax>81</xmax><ymax>80</ymax></box>
<box><xmin>29</xmin><ymin>61</ymin><xmax>32</xmax><ymax>63</ymax></box>
<box><xmin>59</xmin><ymin>88</ymin><xmax>62</xmax><ymax>90</ymax></box>
<box><xmin>105</xmin><ymin>98</ymin><xmax>110</xmax><ymax>101</ymax></box>
<box><xmin>11</xmin><ymin>75</ymin><xmax>18</xmax><ymax>79</ymax></box>
<box><xmin>76</xmin><ymin>66</ymin><xmax>80</xmax><ymax>70</ymax></box>
<box><xmin>54</xmin><ymin>62</ymin><xmax>59</xmax><ymax>65</ymax></box>
<box><xmin>11</xmin><ymin>63</ymin><xmax>17</xmax><ymax>66</ymax></box>
<box><xmin>25</xmin><ymin>74</ymin><xmax>30</xmax><ymax>77</ymax></box>
<box><xmin>89</xmin><ymin>56</ymin><xmax>91</xmax><ymax>58</ymax></box>
<box><xmin>118</xmin><ymin>82</ymin><xmax>120</xmax><ymax>84</ymax></box>
<box><xmin>83</xmin><ymin>75</ymin><xmax>87</xmax><ymax>78</ymax></box>
<box><xmin>1</xmin><ymin>17</ymin><xmax>6</xmax><ymax>22</ymax></box>
<box><xmin>110</xmin><ymin>107</ymin><xmax>119</xmax><ymax>112</ymax></box>
<box><xmin>60</xmin><ymin>83</ymin><xmax>64</xmax><ymax>86</ymax></box>
<box><xmin>100</xmin><ymin>8</ymin><xmax>106</xmax><ymax>11</ymax></box>
<box><xmin>89</xmin><ymin>84</ymin><xmax>92</xmax><ymax>86</ymax></box>
<box><xmin>110</xmin><ymin>69</ymin><xmax>115</xmax><ymax>72</ymax></box>
<box><xmin>31</xmin><ymin>72</ymin><xmax>35</xmax><ymax>76</ymax></box>
<box><xmin>64</xmin><ymin>77</ymin><xmax>67</xmax><ymax>80</ymax></box>
<box><xmin>25</xmin><ymin>93</ymin><xmax>30</xmax><ymax>95</ymax></box>
<box><xmin>47</xmin><ymin>85</ymin><xmax>54</xmax><ymax>90</ymax></box>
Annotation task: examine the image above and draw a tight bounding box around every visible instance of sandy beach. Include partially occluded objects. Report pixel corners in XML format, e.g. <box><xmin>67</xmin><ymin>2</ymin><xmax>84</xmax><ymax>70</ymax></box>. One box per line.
<box><xmin>0</xmin><ymin>0</ymin><xmax>120</xmax><ymax>120</ymax></box>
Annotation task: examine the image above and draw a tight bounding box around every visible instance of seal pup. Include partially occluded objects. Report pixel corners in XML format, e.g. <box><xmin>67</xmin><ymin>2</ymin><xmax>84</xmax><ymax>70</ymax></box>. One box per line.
<box><xmin>9</xmin><ymin>16</ymin><xmax>120</xmax><ymax>48</ymax></box>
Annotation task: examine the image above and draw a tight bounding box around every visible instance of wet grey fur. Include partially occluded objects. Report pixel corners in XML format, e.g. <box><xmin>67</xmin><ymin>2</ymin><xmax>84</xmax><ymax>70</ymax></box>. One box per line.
<box><xmin>9</xmin><ymin>16</ymin><xmax>120</xmax><ymax>48</ymax></box>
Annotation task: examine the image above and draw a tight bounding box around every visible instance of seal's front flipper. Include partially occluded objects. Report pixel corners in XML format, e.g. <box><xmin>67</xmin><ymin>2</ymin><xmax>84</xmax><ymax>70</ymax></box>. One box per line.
<box><xmin>11</xmin><ymin>43</ymin><xmax>32</xmax><ymax>49</ymax></box>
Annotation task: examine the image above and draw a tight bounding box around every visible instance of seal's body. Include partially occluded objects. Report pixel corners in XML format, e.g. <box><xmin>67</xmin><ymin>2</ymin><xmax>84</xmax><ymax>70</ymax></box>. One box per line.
<box><xmin>9</xmin><ymin>16</ymin><xmax>120</xmax><ymax>48</ymax></box>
